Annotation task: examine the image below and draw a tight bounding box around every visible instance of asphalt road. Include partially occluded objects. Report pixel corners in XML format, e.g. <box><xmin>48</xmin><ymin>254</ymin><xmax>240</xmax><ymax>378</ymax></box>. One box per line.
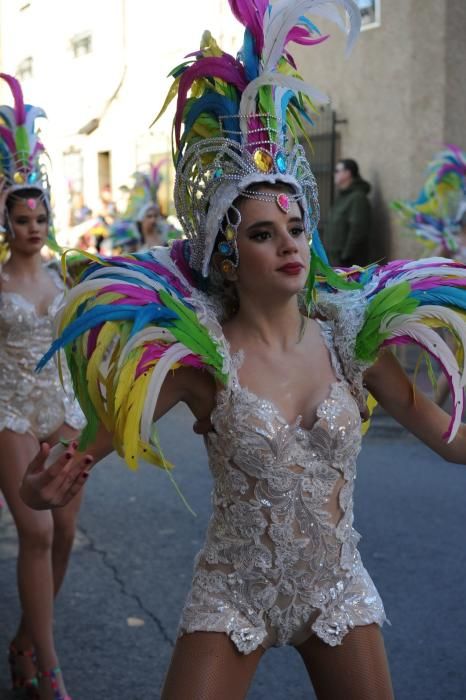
<box><xmin>1</xmin><ymin>405</ymin><xmax>466</xmax><ymax>699</ymax></box>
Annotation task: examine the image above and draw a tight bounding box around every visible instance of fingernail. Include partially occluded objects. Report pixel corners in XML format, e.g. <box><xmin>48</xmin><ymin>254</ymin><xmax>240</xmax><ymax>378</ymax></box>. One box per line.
<box><xmin>65</xmin><ymin>451</ymin><xmax>73</xmax><ymax>459</ymax></box>
<box><xmin>71</xmin><ymin>440</ymin><xmax>78</xmax><ymax>449</ymax></box>
<box><xmin>81</xmin><ymin>471</ymin><xmax>89</xmax><ymax>479</ymax></box>
<box><xmin>84</xmin><ymin>456</ymin><xmax>93</xmax><ymax>465</ymax></box>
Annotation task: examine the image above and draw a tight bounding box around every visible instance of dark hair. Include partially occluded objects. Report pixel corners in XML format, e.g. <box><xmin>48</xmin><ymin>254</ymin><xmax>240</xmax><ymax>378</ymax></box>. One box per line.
<box><xmin>6</xmin><ymin>188</ymin><xmax>50</xmax><ymax>224</ymax></box>
<box><xmin>337</xmin><ymin>159</ymin><xmax>360</xmax><ymax>179</ymax></box>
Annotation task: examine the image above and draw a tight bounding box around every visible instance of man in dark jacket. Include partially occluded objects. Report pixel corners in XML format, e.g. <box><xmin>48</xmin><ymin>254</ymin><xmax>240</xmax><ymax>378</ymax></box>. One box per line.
<box><xmin>324</xmin><ymin>158</ymin><xmax>372</xmax><ymax>267</ymax></box>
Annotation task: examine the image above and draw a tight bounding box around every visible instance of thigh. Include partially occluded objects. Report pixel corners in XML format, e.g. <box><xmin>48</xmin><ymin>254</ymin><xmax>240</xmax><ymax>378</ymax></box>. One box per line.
<box><xmin>161</xmin><ymin>632</ymin><xmax>264</xmax><ymax>700</ymax></box>
<box><xmin>46</xmin><ymin>423</ymin><xmax>84</xmax><ymax>528</ymax></box>
<box><xmin>0</xmin><ymin>428</ymin><xmax>53</xmax><ymax>536</ymax></box>
<box><xmin>296</xmin><ymin>624</ymin><xmax>394</xmax><ymax>700</ymax></box>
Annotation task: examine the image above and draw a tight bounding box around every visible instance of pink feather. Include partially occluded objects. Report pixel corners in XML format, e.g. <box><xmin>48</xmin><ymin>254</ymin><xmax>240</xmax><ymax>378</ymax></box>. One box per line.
<box><xmin>0</xmin><ymin>73</ymin><xmax>26</xmax><ymax>124</ymax></box>
<box><xmin>228</xmin><ymin>0</ymin><xmax>269</xmax><ymax>53</ymax></box>
<box><xmin>175</xmin><ymin>56</ymin><xmax>247</xmax><ymax>147</ymax></box>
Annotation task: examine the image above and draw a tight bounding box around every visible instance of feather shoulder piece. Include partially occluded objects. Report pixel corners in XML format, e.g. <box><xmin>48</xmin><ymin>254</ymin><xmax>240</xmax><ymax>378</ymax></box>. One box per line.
<box><xmin>37</xmin><ymin>240</ymin><xmax>230</xmax><ymax>470</ymax></box>
<box><xmin>316</xmin><ymin>257</ymin><xmax>466</xmax><ymax>441</ymax></box>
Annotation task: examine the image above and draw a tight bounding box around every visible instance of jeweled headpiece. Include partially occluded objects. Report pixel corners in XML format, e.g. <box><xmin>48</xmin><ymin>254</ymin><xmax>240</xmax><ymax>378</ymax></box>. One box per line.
<box><xmin>125</xmin><ymin>157</ymin><xmax>168</xmax><ymax>223</ymax></box>
<box><xmin>0</xmin><ymin>73</ymin><xmax>59</xmax><ymax>251</ymax></box>
<box><xmin>157</xmin><ymin>0</ymin><xmax>360</xmax><ymax>277</ymax></box>
<box><xmin>392</xmin><ymin>145</ymin><xmax>466</xmax><ymax>254</ymax></box>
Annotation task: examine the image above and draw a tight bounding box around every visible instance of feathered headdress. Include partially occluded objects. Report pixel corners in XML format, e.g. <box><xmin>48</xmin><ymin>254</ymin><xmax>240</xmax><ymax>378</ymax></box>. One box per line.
<box><xmin>124</xmin><ymin>157</ymin><xmax>168</xmax><ymax>223</ymax></box>
<box><xmin>155</xmin><ymin>0</ymin><xmax>361</xmax><ymax>277</ymax></box>
<box><xmin>392</xmin><ymin>145</ymin><xmax>466</xmax><ymax>255</ymax></box>
<box><xmin>0</xmin><ymin>72</ymin><xmax>59</xmax><ymax>252</ymax></box>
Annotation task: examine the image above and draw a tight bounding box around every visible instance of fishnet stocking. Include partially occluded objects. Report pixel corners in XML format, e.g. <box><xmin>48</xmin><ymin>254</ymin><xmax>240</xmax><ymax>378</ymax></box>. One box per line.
<box><xmin>297</xmin><ymin>623</ymin><xmax>394</xmax><ymax>700</ymax></box>
<box><xmin>161</xmin><ymin>632</ymin><xmax>264</xmax><ymax>700</ymax></box>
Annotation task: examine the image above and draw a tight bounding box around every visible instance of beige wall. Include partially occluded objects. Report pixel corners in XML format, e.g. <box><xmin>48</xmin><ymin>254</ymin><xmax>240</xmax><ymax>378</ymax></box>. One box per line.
<box><xmin>295</xmin><ymin>0</ymin><xmax>465</xmax><ymax>261</ymax></box>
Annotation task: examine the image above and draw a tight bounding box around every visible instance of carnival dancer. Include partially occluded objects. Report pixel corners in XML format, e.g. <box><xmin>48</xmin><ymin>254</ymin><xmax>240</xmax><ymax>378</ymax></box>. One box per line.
<box><xmin>0</xmin><ymin>73</ymin><xmax>85</xmax><ymax>700</ymax></box>
<box><xmin>19</xmin><ymin>2</ymin><xmax>466</xmax><ymax>698</ymax></box>
<box><xmin>126</xmin><ymin>159</ymin><xmax>171</xmax><ymax>250</ymax></box>
<box><xmin>393</xmin><ymin>145</ymin><xmax>466</xmax><ymax>404</ymax></box>
<box><xmin>392</xmin><ymin>145</ymin><xmax>466</xmax><ymax>260</ymax></box>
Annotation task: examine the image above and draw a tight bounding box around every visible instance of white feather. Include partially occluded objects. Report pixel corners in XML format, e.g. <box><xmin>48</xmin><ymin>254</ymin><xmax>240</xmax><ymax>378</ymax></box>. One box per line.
<box><xmin>240</xmin><ymin>73</ymin><xmax>328</xmax><ymax>133</ymax></box>
<box><xmin>117</xmin><ymin>328</ymin><xmax>176</xmax><ymax>370</ymax></box>
<box><xmin>383</xmin><ymin>307</ymin><xmax>466</xmax><ymax>384</ymax></box>
<box><xmin>262</xmin><ymin>0</ymin><xmax>360</xmax><ymax>71</ymax></box>
<box><xmin>383</xmin><ymin>319</ymin><xmax>463</xmax><ymax>441</ymax></box>
<box><xmin>140</xmin><ymin>343</ymin><xmax>191</xmax><ymax>443</ymax></box>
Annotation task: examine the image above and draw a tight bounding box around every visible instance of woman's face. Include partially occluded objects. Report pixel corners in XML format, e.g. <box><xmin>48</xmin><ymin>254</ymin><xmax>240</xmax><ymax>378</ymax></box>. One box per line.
<box><xmin>7</xmin><ymin>198</ymin><xmax>49</xmax><ymax>254</ymax></box>
<box><xmin>234</xmin><ymin>188</ymin><xmax>310</xmax><ymax>299</ymax></box>
<box><xmin>141</xmin><ymin>207</ymin><xmax>158</xmax><ymax>237</ymax></box>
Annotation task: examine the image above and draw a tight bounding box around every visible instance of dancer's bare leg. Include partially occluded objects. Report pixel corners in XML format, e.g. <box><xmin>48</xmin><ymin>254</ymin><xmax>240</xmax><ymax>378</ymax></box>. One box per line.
<box><xmin>0</xmin><ymin>428</ymin><xmax>65</xmax><ymax>697</ymax></box>
<box><xmin>296</xmin><ymin>623</ymin><xmax>394</xmax><ymax>700</ymax></box>
<box><xmin>161</xmin><ymin>632</ymin><xmax>264</xmax><ymax>700</ymax></box>
<box><xmin>47</xmin><ymin>424</ymin><xmax>83</xmax><ymax>594</ymax></box>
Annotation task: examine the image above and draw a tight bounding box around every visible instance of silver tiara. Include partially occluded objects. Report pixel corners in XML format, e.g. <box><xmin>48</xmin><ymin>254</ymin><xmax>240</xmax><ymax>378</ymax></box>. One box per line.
<box><xmin>174</xmin><ymin>115</ymin><xmax>320</xmax><ymax>277</ymax></box>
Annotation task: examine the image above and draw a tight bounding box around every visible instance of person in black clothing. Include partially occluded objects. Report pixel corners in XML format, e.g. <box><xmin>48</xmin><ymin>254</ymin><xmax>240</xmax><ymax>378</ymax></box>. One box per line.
<box><xmin>324</xmin><ymin>158</ymin><xmax>372</xmax><ymax>267</ymax></box>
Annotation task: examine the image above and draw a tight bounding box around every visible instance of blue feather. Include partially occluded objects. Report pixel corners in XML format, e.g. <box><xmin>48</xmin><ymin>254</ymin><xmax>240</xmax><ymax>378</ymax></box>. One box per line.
<box><xmin>296</xmin><ymin>16</ymin><xmax>322</xmax><ymax>36</ymax></box>
<box><xmin>182</xmin><ymin>91</ymin><xmax>239</xmax><ymax>144</ymax></box>
<box><xmin>240</xmin><ymin>29</ymin><xmax>259</xmax><ymax>82</ymax></box>
<box><xmin>411</xmin><ymin>287</ymin><xmax>466</xmax><ymax>311</ymax></box>
<box><xmin>311</xmin><ymin>228</ymin><xmax>328</xmax><ymax>264</ymax></box>
<box><xmin>36</xmin><ymin>304</ymin><xmax>179</xmax><ymax>371</ymax></box>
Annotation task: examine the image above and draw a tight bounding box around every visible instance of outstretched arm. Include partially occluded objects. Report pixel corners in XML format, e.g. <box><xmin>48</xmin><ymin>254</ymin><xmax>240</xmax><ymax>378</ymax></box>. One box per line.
<box><xmin>20</xmin><ymin>366</ymin><xmax>216</xmax><ymax>510</ymax></box>
<box><xmin>364</xmin><ymin>350</ymin><xmax>466</xmax><ymax>464</ymax></box>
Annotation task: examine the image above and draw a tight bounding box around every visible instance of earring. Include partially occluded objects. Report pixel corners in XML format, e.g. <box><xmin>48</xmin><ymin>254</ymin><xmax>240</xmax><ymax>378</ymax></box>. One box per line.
<box><xmin>221</xmin><ymin>259</ymin><xmax>237</xmax><ymax>279</ymax></box>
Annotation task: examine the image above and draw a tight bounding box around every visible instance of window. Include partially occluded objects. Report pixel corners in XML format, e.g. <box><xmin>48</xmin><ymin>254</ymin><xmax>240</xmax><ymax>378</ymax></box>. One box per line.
<box><xmin>70</xmin><ymin>32</ymin><xmax>92</xmax><ymax>58</ymax></box>
<box><xmin>17</xmin><ymin>57</ymin><xmax>33</xmax><ymax>81</ymax></box>
<box><xmin>355</xmin><ymin>0</ymin><xmax>381</xmax><ymax>30</ymax></box>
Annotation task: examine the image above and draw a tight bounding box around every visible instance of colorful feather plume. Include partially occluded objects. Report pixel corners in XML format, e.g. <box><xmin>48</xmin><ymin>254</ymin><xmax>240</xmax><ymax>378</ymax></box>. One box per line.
<box><xmin>392</xmin><ymin>146</ymin><xmax>466</xmax><ymax>255</ymax></box>
<box><xmin>125</xmin><ymin>157</ymin><xmax>169</xmax><ymax>222</ymax></box>
<box><xmin>0</xmin><ymin>72</ymin><xmax>60</xmax><ymax>252</ymax></box>
<box><xmin>38</xmin><ymin>241</ymin><xmax>228</xmax><ymax>470</ymax></box>
<box><xmin>155</xmin><ymin>0</ymin><xmax>360</xmax><ymax>164</ymax></box>
<box><xmin>318</xmin><ymin>257</ymin><xmax>466</xmax><ymax>442</ymax></box>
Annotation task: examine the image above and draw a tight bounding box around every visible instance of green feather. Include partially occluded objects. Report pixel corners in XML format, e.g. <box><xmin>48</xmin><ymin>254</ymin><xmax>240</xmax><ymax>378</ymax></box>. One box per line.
<box><xmin>160</xmin><ymin>290</ymin><xmax>227</xmax><ymax>382</ymax></box>
<box><xmin>15</xmin><ymin>125</ymin><xmax>30</xmax><ymax>166</ymax></box>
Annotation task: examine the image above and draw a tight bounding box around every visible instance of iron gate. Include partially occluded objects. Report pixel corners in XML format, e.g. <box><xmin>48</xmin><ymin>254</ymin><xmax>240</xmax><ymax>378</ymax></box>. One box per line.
<box><xmin>300</xmin><ymin>104</ymin><xmax>340</xmax><ymax>235</ymax></box>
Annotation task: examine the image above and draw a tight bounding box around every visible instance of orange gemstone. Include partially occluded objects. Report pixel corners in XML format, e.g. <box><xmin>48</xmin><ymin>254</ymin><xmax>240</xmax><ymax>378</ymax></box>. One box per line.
<box><xmin>253</xmin><ymin>149</ymin><xmax>273</xmax><ymax>173</ymax></box>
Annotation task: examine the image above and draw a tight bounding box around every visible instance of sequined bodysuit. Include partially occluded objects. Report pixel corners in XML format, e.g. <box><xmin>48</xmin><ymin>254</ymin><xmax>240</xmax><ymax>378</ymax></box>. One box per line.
<box><xmin>0</xmin><ymin>268</ymin><xmax>86</xmax><ymax>440</ymax></box>
<box><xmin>179</xmin><ymin>321</ymin><xmax>386</xmax><ymax>652</ymax></box>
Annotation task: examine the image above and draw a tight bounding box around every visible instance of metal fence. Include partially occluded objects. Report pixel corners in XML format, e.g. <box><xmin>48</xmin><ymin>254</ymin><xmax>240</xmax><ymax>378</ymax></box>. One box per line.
<box><xmin>300</xmin><ymin>104</ymin><xmax>340</xmax><ymax>234</ymax></box>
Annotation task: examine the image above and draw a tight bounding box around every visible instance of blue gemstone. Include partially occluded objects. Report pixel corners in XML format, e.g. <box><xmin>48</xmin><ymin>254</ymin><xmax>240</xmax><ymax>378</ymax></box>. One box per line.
<box><xmin>218</xmin><ymin>242</ymin><xmax>232</xmax><ymax>255</ymax></box>
<box><xmin>214</xmin><ymin>168</ymin><xmax>223</xmax><ymax>179</ymax></box>
<box><xmin>28</xmin><ymin>171</ymin><xmax>38</xmax><ymax>183</ymax></box>
<box><xmin>275</xmin><ymin>152</ymin><xmax>287</xmax><ymax>173</ymax></box>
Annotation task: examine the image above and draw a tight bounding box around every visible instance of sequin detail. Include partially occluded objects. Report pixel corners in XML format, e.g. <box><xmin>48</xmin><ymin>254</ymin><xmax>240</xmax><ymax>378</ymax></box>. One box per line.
<box><xmin>0</xmin><ymin>269</ymin><xmax>86</xmax><ymax>439</ymax></box>
<box><xmin>179</xmin><ymin>321</ymin><xmax>386</xmax><ymax>653</ymax></box>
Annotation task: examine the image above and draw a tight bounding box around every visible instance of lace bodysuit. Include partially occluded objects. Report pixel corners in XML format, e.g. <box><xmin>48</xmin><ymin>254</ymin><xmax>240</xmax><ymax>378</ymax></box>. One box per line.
<box><xmin>179</xmin><ymin>321</ymin><xmax>386</xmax><ymax>652</ymax></box>
<box><xmin>0</xmin><ymin>268</ymin><xmax>86</xmax><ymax>440</ymax></box>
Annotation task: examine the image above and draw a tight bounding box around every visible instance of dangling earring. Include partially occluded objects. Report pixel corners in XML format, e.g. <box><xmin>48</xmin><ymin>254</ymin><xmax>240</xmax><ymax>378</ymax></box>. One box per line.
<box><xmin>221</xmin><ymin>259</ymin><xmax>237</xmax><ymax>279</ymax></box>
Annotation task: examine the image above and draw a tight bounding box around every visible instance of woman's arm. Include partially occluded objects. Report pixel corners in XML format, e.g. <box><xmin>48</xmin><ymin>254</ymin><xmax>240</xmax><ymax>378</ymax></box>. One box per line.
<box><xmin>20</xmin><ymin>366</ymin><xmax>216</xmax><ymax>509</ymax></box>
<box><xmin>364</xmin><ymin>350</ymin><xmax>466</xmax><ymax>464</ymax></box>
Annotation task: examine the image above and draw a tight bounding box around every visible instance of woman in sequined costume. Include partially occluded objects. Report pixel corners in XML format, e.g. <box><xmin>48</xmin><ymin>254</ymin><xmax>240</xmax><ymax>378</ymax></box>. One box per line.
<box><xmin>0</xmin><ymin>74</ymin><xmax>85</xmax><ymax>700</ymax></box>
<box><xmin>18</xmin><ymin>2</ymin><xmax>466</xmax><ymax>698</ymax></box>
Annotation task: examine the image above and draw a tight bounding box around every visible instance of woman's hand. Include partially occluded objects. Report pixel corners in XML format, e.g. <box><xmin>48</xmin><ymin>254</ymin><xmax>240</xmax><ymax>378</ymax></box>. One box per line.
<box><xmin>20</xmin><ymin>441</ymin><xmax>93</xmax><ymax>510</ymax></box>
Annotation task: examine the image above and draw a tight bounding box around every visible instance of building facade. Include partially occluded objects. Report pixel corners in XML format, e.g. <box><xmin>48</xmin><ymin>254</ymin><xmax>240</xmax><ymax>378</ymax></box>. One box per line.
<box><xmin>1</xmin><ymin>0</ymin><xmax>465</xmax><ymax>257</ymax></box>
<box><xmin>0</xmin><ymin>0</ymin><xmax>242</xmax><ymax>232</ymax></box>
<box><xmin>295</xmin><ymin>0</ymin><xmax>466</xmax><ymax>259</ymax></box>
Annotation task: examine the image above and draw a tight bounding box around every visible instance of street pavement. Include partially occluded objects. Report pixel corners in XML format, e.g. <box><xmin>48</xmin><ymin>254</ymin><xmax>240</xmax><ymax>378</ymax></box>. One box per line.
<box><xmin>1</xmin><ymin>404</ymin><xmax>466</xmax><ymax>699</ymax></box>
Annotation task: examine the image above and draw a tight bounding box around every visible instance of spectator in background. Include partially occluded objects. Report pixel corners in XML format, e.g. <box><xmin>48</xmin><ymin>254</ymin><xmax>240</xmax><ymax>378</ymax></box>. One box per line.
<box><xmin>324</xmin><ymin>158</ymin><xmax>372</xmax><ymax>267</ymax></box>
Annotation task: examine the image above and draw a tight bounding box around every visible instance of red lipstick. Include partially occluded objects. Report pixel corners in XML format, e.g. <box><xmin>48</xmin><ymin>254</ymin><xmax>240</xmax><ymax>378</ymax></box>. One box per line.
<box><xmin>277</xmin><ymin>263</ymin><xmax>304</xmax><ymax>275</ymax></box>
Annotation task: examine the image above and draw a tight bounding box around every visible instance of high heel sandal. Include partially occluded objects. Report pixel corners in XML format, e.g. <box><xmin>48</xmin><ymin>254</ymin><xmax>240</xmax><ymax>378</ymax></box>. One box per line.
<box><xmin>37</xmin><ymin>667</ymin><xmax>72</xmax><ymax>700</ymax></box>
<box><xmin>8</xmin><ymin>642</ymin><xmax>39</xmax><ymax>697</ymax></box>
